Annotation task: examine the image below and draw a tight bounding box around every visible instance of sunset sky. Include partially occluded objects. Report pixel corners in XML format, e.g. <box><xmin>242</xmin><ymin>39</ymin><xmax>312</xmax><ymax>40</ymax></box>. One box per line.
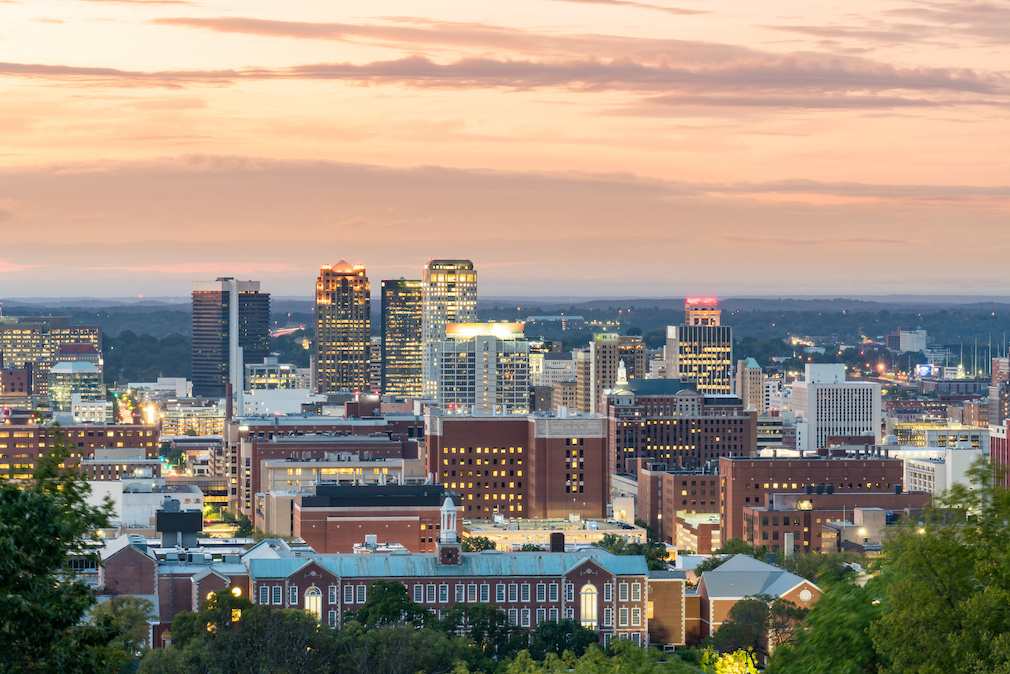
<box><xmin>1</xmin><ymin>0</ymin><xmax>1008</xmax><ymax>299</ymax></box>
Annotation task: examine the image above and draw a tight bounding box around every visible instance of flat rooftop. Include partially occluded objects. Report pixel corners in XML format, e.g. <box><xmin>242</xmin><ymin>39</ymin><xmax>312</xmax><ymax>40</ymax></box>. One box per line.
<box><xmin>465</xmin><ymin>518</ymin><xmax>641</xmax><ymax>533</ymax></box>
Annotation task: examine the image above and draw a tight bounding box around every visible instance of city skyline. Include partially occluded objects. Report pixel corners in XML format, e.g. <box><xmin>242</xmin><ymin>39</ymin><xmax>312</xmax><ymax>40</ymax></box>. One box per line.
<box><xmin>1</xmin><ymin>1</ymin><xmax>1007</xmax><ymax>298</ymax></box>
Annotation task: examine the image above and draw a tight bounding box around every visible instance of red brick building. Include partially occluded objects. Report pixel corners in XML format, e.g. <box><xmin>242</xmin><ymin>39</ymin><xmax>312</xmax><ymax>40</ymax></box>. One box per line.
<box><xmin>0</xmin><ymin>422</ymin><xmax>158</xmax><ymax>480</ymax></box>
<box><xmin>719</xmin><ymin>453</ymin><xmax>909</xmax><ymax>543</ymax></box>
<box><xmin>604</xmin><ymin>379</ymin><xmax>755</xmax><ymax>477</ymax></box>
<box><xmin>637</xmin><ymin>463</ymin><xmax>719</xmax><ymax>545</ymax></box>
<box><xmin>425</xmin><ymin>411</ymin><xmax>608</xmax><ymax>519</ymax></box>
<box><xmin>293</xmin><ymin>484</ymin><xmax>461</xmax><ymax>553</ymax></box>
<box><xmin>226</xmin><ymin>414</ymin><xmax>424</xmax><ymax>515</ymax></box>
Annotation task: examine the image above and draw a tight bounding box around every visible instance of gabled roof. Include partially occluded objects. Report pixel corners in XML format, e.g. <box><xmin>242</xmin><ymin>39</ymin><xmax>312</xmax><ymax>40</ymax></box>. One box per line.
<box><xmin>190</xmin><ymin>566</ymin><xmax>229</xmax><ymax>584</ymax></box>
<box><xmin>701</xmin><ymin>554</ymin><xmax>817</xmax><ymax>599</ymax></box>
<box><xmin>99</xmin><ymin>534</ymin><xmax>155</xmax><ymax>563</ymax></box>
<box><xmin>249</xmin><ymin>550</ymin><xmax>648</xmax><ymax>581</ymax></box>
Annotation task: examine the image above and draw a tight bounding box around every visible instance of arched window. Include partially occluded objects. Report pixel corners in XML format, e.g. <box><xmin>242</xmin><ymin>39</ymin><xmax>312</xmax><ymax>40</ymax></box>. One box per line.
<box><xmin>304</xmin><ymin>586</ymin><xmax>322</xmax><ymax>621</ymax></box>
<box><xmin>580</xmin><ymin>583</ymin><xmax>598</xmax><ymax>630</ymax></box>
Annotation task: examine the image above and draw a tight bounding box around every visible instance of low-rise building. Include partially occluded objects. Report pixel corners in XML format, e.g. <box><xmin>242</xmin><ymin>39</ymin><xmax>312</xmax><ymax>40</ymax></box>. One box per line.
<box><xmin>462</xmin><ymin>517</ymin><xmax>647</xmax><ymax>551</ymax></box>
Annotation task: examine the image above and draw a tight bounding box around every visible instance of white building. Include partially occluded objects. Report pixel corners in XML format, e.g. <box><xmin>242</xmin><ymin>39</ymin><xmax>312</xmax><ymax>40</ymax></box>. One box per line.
<box><xmin>128</xmin><ymin>377</ymin><xmax>192</xmax><ymax>399</ymax></box>
<box><xmin>436</xmin><ymin>323</ymin><xmax>529</xmax><ymax>414</ymax></box>
<box><xmin>71</xmin><ymin>392</ymin><xmax>113</xmax><ymax>423</ymax></box>
<box><xmin>239</xmin><ymin>389</ymin><xmax>328</xmax><ymax>416</ymax></box>
<box><xmin>421</xmin><ymin>260</ymin><xmax>477</xmax><ymax>398</ymax></box>
<box><xmin>898</xmin><ymin>330</ymin><xmax>927</xmax><ymax>354</ymax></box>
<box><xmin>905</xmin><ymin>447</ymin><xmax>985</xmax><ymax>495</ymax></box>
<box><xmin>792</xmin><ymin>364</ymin><xmax>882</xmax><ymax>452</ymax></box>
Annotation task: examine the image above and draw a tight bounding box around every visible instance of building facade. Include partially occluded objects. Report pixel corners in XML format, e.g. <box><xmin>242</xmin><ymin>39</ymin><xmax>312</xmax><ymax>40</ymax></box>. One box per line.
<box><xmin>436</xmin><ymin>323</ymin><xmax>530</xmax><ymax>415</ymax></box>
<box><xmin>425</xmin><ymin>411</ymin><xmax>608</xmax><ymax>520</ymax></box>
<box><xmin>604</xmin><ymin>379</ymin><xmax>755</xmax><ymax>475</ymax></box>
<box><xmin>191</xmin><ymin>279</ymin><xmax>270</xmax><ymax>399</ymax></box>
<box><xmin>665</xmin><ymin>299</ymin><xmax>732</xmax><ymax>395</ymax></box>
<box><xmin>315</xmin><ymin>261</ymin><xmax>371</xmax><ymax>393</ymax></box>
<box><xmin>380</xmin><ymin>279</ymin><xmax>424</xmax><ymax>397</ymax></box>
<box><xmin>791</xmin><ymin>364</ymin><xmax>882</xmax><ymax>452</ymax></box>
<box><xmin>422</xmin><ymin>260</ymin><xmax>477</xmax><ymax>398</ymax></box>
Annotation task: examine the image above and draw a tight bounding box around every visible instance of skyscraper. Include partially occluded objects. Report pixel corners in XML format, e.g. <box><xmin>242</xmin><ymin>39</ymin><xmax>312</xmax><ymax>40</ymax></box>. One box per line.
<box><xmin>791</xmin><ymin>363</ymin><xmax>882</xmax><ymax>451</ymax></box>
<box><xmin>315</xmin><ymin>261</ymin><xmax>370</xmax><ymax>393</ymax></box>
<box><xmin>191</xmin><ymin>279</ymin><xmax>269</xmax><ymax>399</ymax></box>
<box><xmin>422</xmin><ymin>260</ymin><xmax>477</xmax><ymax>397</ymax></box>
<box><xmin>381</xmin><ymin>279</ymin><xmax>423</xmax><ymax>397</ymax></box>
<box><xmin>665</xmin><ymin>298</ymin><xmax>732</xmax><ymax>395</ymax></box>
<box><xmin>436</xmin><ymin>322</ymin><xmax>529</xmax><ymax>414</ymax></box>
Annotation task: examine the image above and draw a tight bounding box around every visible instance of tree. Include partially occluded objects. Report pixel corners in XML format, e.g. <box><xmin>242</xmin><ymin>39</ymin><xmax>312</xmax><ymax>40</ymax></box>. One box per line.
<box><xmin>440</xmin><ymin>603</ymin><xmax>527</xmax><ymax>663</ymax></box>
<box><xmin>463</xmin><ymin>535</ymin><xmax>497</xmax><ymax>552</ymax></box>
<box><xmin>347</xmin><ymin>579</ymin><xmax>429</xmax><ymax>628</ymax></box>
<box><xmin>0</xmin><ymin>425</ymin><xmax>126</xmax><ymax>672</ymax></box>
<box><xmin>90</xmin><ymin>595</ymin><xmax>157</xmax><ymax>656</ymax></box>
<box><xmin>519</xmin><ymin>543</ymin><xmax>544</xmax><ymax>552</ymax></box>
<box><xmin>767</xmin><ymin>579</ymin><xmax>886</xmax><ymax>674</ymax></box>
<box><xmin>593</xmin><ymin>533</ymin><xmax>668</xmax><ymax>570</ymax></box>
<box><xmin>235</xmin><ymin>512</ymin><xmax>254</xmax><ymax>537</ymax></box>
<box><xmin>700</xmin><ymin>648</ymin><xmax>759</xmax><ymax>674</ymax></box>
<box><xmin>529</xmin><ymin>618</ymin><xmax>599</xmax><ymax>659</ymax></box>
<box><xmin>712</xmin><ymin>595</ymin><xmax>807</xmax><ymax>666</ymax></box>
<box><xmin>694</xmin><ymin>539</ymin><xmax>765</xmax><ymax>574</ymax></box>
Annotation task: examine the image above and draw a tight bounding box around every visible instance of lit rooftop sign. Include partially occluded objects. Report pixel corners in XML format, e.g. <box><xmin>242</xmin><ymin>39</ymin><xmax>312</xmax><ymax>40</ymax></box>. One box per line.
<box><xmin>685</xmin><ymin>297</ymin><xmax>718</xmax><ymax>306</ymax></box>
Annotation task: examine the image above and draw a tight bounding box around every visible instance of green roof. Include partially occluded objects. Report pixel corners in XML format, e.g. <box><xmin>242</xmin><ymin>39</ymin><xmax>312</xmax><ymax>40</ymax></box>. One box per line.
<box><xmin>249</xmin><ymin>550</ymin><xmax>648</xmax><ymax>580</ymax></box>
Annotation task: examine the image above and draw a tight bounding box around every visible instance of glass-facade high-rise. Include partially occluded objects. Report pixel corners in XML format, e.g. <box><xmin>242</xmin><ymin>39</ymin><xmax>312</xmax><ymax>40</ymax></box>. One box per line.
<box><xmin>664</xmin><ymin>298</ymin><xmax>732</xmax><ymax>395</ymax></box>
<box><xmin>191</xmin><ymin>279</ymin><xmax>270</xmax><ymax>398</ymax></box>
<box><xmin>422</xmin><ymin>260</ymin><xmax>477</xmax><ymax>398</ymax></box>
<box><xmin>381</xmin><ymin>279</ymin><xmax>423</xmax><ymax>397</ymax></box>
<box><xmin>315</xmin><ymin>261</ymin><xmax>371</xmax><ymax>393</ymax></box>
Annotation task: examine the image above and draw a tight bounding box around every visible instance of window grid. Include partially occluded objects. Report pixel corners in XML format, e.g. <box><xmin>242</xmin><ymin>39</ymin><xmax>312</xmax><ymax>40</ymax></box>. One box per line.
<box><xmin>259</xmin><ymin>586</ymin><xmax>269</xmax><ymax>605</ymax></box>
<box><xmin>603</xmin><ymin>583</ymin><xmax>612</xmax><ymax>602</ymax></box>
<box><xmin>521</xmin><ymin>584</ymin><xmax>530</xmax><ymax>602</ymax></box>
<box><xmin>480</xmin><ymin>584</ymin><xmax>490</xmax><ymax>603</ymax></box>
<box><xmin>619</xmin><ymin>583</ymin><xmax>629</xmax><ymax>601</ymax></box>
<box><xmin>289</xmin><ymin>586</ymin><xmax>298</xmax><ymax>606</ymax></box>
<box><xmin>536</xmin><ymin>583</ymin><xmax>546</xmax><ymax>602</ymax></box>
<box><xmin>344</xmin><ymin>585</ymin><xmax>354</xmax><ymax>604</ymax></box>
<box><xmin>356</xmin><ymin>585</ymin><xmax>366</xmax><ymax>604</ymax></box>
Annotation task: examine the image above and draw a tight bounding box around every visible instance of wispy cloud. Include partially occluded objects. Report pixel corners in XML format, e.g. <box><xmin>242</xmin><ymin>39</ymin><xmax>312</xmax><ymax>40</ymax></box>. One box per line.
<box><xmin>547</xmin><ymin>0</ymin><xmax>707</xmax><ymax>15</ymax></box>
<box><xmin>78</xmin><ymin>262</ymin><xmax>304</xmax><ymax>273</ymax></box>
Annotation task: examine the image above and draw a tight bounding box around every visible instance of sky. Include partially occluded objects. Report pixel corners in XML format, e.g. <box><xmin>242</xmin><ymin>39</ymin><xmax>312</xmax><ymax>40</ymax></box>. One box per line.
<box><xmin>0</xmin><ymin>0</ymin><xmax>1008</xmax><ymax>299</ymax></box>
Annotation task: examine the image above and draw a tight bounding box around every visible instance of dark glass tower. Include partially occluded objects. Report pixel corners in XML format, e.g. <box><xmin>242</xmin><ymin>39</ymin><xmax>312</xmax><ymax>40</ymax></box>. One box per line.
<box><xmin>381</xmin><ymin>279</ymin><xmax>423</xmax><ymax>397</ymax></box>
<box><xmin>191</xmin><ymin>279</ymin><xmax>270</xmax><ymax>398</ymax></box>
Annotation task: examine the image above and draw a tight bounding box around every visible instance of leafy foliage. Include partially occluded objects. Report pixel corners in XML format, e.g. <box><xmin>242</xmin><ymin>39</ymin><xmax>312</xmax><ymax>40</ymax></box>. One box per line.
<box><xmin>529</xmin><ymin>618</ymin><xmax>599</xmax><ymax>660</ymax></box>
<box><xmin>711</xmin><ymin>594</ymin><xmax>807</xmax><ymax>665</ymax></box>
<box><xmin>0</xmin><ymin>426</ymin><xmax>125</xmax><ymax>672</ymax></box>
<box><xmin>592</xmin><ymin>533</ymin><xmax>668</xmax><ymax>570</ymax></box>
<box><xmin>346</xmin><ymin>579</ymin><xmax>429</xmax><ymax>629</ymax></box>
<box><xmin>462</xmin><ymin>535</ymin><xmax>498</xmax><ymax>552</ymax></box>
<box><xmin>90</xmin><ymin>595</ymin><xmax>157</xmax><ymax>657</ymax></box>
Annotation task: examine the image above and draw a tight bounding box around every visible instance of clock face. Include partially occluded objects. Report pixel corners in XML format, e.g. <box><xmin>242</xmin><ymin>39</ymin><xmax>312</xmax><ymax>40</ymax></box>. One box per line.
<box><xmin>799</xmin><ymin>589</ymin><xmax>812</xmax><ymax>603</ymax></box>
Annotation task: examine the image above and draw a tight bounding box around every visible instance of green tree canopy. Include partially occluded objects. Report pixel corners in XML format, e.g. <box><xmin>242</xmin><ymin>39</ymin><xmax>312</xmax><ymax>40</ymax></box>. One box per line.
<box><xmin>462</xmin><ymin>535</ymin><xmax>498</xmax><ymax>552</ymax></box>
<box><xmin>0</xmin><ymin>426</ymin><xmax>125</xmax><ymax>672</ymax></box>
<box><xmin>347</xmin><ymin>579</ymin><xmax>429</xmax><ymax>629</ymax></box>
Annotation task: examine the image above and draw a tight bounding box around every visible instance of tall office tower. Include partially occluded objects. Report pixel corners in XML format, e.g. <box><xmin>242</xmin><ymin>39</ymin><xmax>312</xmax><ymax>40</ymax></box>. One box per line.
<box><xmin>579</xmin><ymin>334</ymin><xmax>648</xmax><ymax>415</ymax></box>
<box><xmin>665</xmin><ymin>298</ymin><xmax>732</xmax><ymax>394</ymax></box>
<box><xmin>791</xmin><ymin>364</ymin><xmax>882</xmax><ymax>452</ymax></box>
<box><xmin>381</xmin><ymin>279</ymin><xmax>423</xmax><ymax>397</ymax></box>
<box><xmin>422</xmin><ymin>260</ymin><xmax>477</xmax><ymax>397</ymax></box>
<box><xmin>315</xmin><ymin>261</ymin><xmax>370</xmax><ymax>393</ymax></box>
<box><xmin>736</xmin><ymin>358</ymin><xmax>765</xmax><ymax>412</ymax></box>
<box><xmin>436</xmin><ymin>323</ymin><xmax>529</xmax><ymax>414</ymax></box>
<box><xmin>192</xmin><ymin>279</ymin><xmax>270</xmax><ymax>399</ymax></box>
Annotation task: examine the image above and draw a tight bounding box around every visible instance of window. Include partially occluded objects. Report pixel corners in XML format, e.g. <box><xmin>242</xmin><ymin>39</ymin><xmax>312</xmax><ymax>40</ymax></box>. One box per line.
<box><xmin>259</xmin><ymin>586</ymin><xmax>269</xmax><ymax>605</ymax></box>
<box><xmin>480</xmin><ymin>584</ymin><xmax>490</xmax><ymax>603</ymax></box>
<box><xmin>304</xmin><ymin>587</ymin><xmax>322</xmax><ymax>620</ymax></box>
<box><xmin>328</xmin><ymin>610</ymin><xmax>338</xmax><ymax>628</ymax></box>
<box><xmin>549</xmin><ymin>608</ymin><xmax>559</xmax><ymax>622</ymax></box>
<box><xmin>439</xmin><ymin>584</ymin><xmax>449</xmax><ymax>603</ymax></box>
<box><xmin>426</xmin><ymin>584</ymin><xmax>436</xmax><ymax>603</ymax></box>
<box><xmin>508</xmin><ymin>584</ymin><xmax>518</xmax><ymax>602</ymax></box>
<box><xmin>345</xmin><ymin>585</ymin><xmax>354</xmax><ymax>604</ymax></box>
<box><xmin>469</xmin><ymin>584</ymin><xmax>478</xmax><ymax>602</ymax></box>
<box><xmin>566</xmin><ymin>607</ymin><xmax>574</xmax><ymax>620</ymax></box>
<box><xmin>631</xmin><ymin>633</ymin><xmax>641</xmax><ymax>646</ymax></box>
<box><xmin>521</xmin><ymin>584</ymin><xmax>531</xmax><ymax>602</ymax></box>
<box><xmin>508</xmin><ymin>609</ymin><xmax>518</xmax><ymax>625</ymax></box>
<box><xmin>619</xmin><ymin>583</ymin><xmax>629</xmax><ymax>601</ymax></box>
<box><xmin>566</xmin><ymin>583</ymin><xmax>574</xmax><ymax>602</ymax></box>
<box><xmin>580</xmin><ymin>583</ymin><xmax>598</xmax><ymax>630</ymax></box>
<box><xmin>536</xmin><ymin>583</ymin><xmax>546</xmax><ymax>602</ymax></box>
<box><xmin>289</xmin><ymin>586</ymin><xmax>298</xmax><ymax>606</ymax></box>
<box><xmin>603</xmin><ymin>583</ymin><xmax>612</xmax><ymax>602</ymax></box>
<box><xmin>631</xmin><ymin>583</ymin><xmax>641</xmax><ymax>601</ymax></box>
<box><xmin>631</xmin><ymin>608</ymin><xmax>641</xmax><ymax>626</ymax></box>
<box><xmin>456</xmin><ymin>584</ymin><xmax>465</xmax><ymax>602</ymax></box>
<box><xmin>619</xmin><ymin>607</ymin><xmax>629</xmax><ymax>626</ymax></box>
<box><xmin>536</xmin><ymin>608</ymin><xmax>546</xmax><ymax>624</ymax></box>
<box><xmin>328</xmin><ymin>585</ymin><xmax>337</xmax><ymax>604</ymax></box>
<box><xmin>521</xmin><ymin>608</ymin><xmax>531</xmax><ymax>627</ymax></box>
<box><xmin>604</xmin><ymin>607</ymin><xmax>612</xmax><ymax>627</ymax></box>
<box><xmin>356</xmin><ymin>585</ymin><xmax>367</xmax><ymax>604</ymax></box>
<box><xmin>603</xmin><ymin>633</ymin><xmax>613</xmax><ymax>648</ymax></box>
<box><xmin>496</xmin><ymin>584</ymin><xmax>506</xmax><ymax>602</ymax></box>
<box><xmin>414</xmin><ymin>584</ymin><xmax>424</xmax><ymax>603</ymax></box>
